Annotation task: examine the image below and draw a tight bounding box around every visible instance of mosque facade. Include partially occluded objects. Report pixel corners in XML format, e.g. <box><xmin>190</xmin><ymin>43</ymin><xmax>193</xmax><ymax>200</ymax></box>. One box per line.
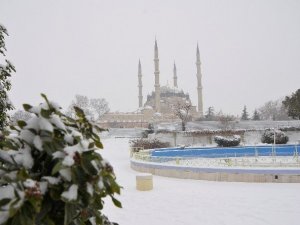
<box><xmin>99</xmin><ymin>40</ymin><xmax>203</xmax><ymax>128</ymax></box>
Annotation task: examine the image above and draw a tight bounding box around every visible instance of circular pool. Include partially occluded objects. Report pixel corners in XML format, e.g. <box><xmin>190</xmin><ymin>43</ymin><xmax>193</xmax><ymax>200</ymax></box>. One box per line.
<box><xmin>130</xmin><ymin>144</ymin><xmax>300</xmax><ymax>183</ymax></box>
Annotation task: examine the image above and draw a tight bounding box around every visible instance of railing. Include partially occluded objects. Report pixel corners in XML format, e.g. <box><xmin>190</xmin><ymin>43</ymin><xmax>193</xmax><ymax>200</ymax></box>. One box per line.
<box><xmin>132</xmin><ymin>150</ymin><xmax>300</xmax><ymax>168</ymax></box>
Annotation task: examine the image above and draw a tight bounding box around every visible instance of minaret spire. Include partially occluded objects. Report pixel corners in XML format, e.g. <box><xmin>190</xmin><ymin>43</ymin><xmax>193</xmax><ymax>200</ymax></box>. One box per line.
<box><xmin>196</xmin><ymin>43</ymin><xmax>204</xmax><ymax>117</ymax></box>
<box><xmin>138</xmin><ymin>59</ymin><xmax>143</xmax><ymax>108</ymax></box>
<box><xmin>154</xmin><ymin>39</ymin><xmax>161</xmax><ymax>112</ymax></box>
<box><xmin>173</xmin><ymin>61</ymin><xmax>178</xmax><ymax>88</ymax></box>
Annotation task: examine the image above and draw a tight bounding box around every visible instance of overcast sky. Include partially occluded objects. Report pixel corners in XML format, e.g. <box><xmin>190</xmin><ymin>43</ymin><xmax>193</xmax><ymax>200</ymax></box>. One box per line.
<box><xmin>1</xmin><ymin>0</ymin><xmax>300</xmax><ymax>116</ymax></box>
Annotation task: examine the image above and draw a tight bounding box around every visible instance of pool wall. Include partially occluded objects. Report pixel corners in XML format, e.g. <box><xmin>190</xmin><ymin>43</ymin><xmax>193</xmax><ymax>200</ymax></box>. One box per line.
<box><xmin>130</xmin><ymin>159</ymin><xmax>300</xmax><ymax>183</ymax></box>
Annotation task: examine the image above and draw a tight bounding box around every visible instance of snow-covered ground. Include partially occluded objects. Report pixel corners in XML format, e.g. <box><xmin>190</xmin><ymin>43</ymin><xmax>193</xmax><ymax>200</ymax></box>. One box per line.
<box><xmin>100</xmin><ymin>138</ymin><xmax>300</xmax><ymax>225</ymax></box>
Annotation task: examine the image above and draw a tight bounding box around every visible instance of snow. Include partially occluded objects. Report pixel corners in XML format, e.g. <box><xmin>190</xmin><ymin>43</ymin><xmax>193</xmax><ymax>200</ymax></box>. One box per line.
<box><xmin>17</xmin><ymin>147</ymin><xmax>34</xmax><ymax>169</ymax></box>
<box><xmin>59</xmin><ymin>168</ymin><xmax>72</xmax><ymax>181</ymax></box>
<box><xmin>64</xmin><ymin>133</ymin><xmax>74</xmax><ymax>144</ymax></box>
<box><xmin>0</xmin><ymin>185</ymin><xmax>15</xmax><ymax>200</ymax></box>
<box><xmin>49</xmin><ymin>101</ymin><xmax>61</xmax><ymax>111</ymax></box>
<box><xmin>0</xmin><ymin>184</ymin><xmax>25</xmax><ymax>223</ymax></box>
<box><xmin>0</xmin><ymin>150</ymin><xmax>14</xmax><ymax>164</ymax></box>
<box><xmin>39</xmin><ymin>118</ymin><xmax>54</xmax><ymax>132</ymax></box>
<box><xmin>33</xmin><ymin>135</ymin><xmax>43</xmax><ymax>151</ymax></box>
<box><xmin>52</xmin><ymin>151</ymin><xmax>65</xmax><ymax>159</ymax></box>
<box><xmin>62</xmin><ymin>144</ymin><xmax>80</xmax><ymax>166</ymax></box>
<box><xmin>86</xmin><ymin>183</ymin><xmax>94</xmax><ymax>196</ymax></box>
<box><xmin>2</xmin><ymin>171</ymin><xmax>17</xmax><ymax>180</ymax></box>
<box><xmin>62</xmin><ymin>155</ymin><xmax>75</xmax><ymax>166</ymax></box>
<box><xmin>97</xmin><ymin>178</ymin><xmax>104</xmax><ymax>189</ymax></box>
<box><xmin>23</xmin><ymin>179</ymin><xmax>36</xmax><ymax>188</ymax></box>
<box><xmin>100</xmin><ymin>137</ymin><xmax>300</xmax><ymax>225</ymax></box>
<box><xmin>50</xmin><ymin>114</ymin><xmax>66</xmax><ymax>130</ymax></box>
<box><xmin>39</xmin><ymin>181</ymin><xmax>48</xmax><ymax>194</ymax></box>
<box><xmin>25</xmin><ymin>116</ymin><xmax>54</xmax><ymax>132</ymax></box>
<box><xmin>5</xmin><ymin>147</ymin><xmax>34</xmax><ymax>169</ymax></box>
<box><xmin>25</xmin><ymin>117</ymin><xmax>39</xmax><ymax>130</ymax></box>
<box><xmin>20</xmin><ymin>129</ymin><xmax>35</xmax><ymax>143</ymax></box>
<box><xmin>42</xmin><ymin>176</ymin><xmax>61</xmax><ymax>185</ymax></box>
<box><xmin>61</xmin><ymin>184</ymin><xmax>78</xmax><ymax>201</ymax></box>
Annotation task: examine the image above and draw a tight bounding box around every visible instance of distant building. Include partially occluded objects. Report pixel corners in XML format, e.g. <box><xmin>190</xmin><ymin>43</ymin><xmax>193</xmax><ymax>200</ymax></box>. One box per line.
<box><xmin>99</xmin><ymin>40</ymin><xmax>203</xmax><ymax>128</ymax></box>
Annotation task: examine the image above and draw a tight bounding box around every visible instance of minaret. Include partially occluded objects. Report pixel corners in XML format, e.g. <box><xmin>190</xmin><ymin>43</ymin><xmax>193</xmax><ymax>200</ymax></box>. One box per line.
<box><xmin>173</xmin><ymin>62</ymin><xmax>178</xmax><ymax>88</ymax></box>
<box><xmin>154</xmin><ymin>39</ymin><xmax>161</xmax><ymax>112</ymax></box>
<box><xmin>196</xmin><ymin>44</ymin><xmax>203</xmax><ymax>117</ymax></box>
<box><xmin>138</xmin><ymin>59</ymin><xmax>143</xmax><ymax>108</ymax></box>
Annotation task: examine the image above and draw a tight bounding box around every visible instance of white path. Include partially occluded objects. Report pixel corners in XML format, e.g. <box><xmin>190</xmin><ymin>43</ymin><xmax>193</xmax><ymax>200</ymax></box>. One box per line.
<box><xmin>101</xmin><ymin>138</ymin><xmax>300</xmax><ymax>225</ymax></box>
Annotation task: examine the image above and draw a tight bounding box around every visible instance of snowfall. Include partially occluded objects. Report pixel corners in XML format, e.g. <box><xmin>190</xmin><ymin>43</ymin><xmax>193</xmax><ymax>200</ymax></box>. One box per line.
<box><xmin>101</xmin><ymin>137</ymin><xmax>300</xmax><ymax>225</ymax></box>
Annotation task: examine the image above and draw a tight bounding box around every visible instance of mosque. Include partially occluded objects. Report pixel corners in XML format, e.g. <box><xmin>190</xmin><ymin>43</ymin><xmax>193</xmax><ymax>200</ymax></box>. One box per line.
<box><xmin>99</xmin><ymin>40</ymin><xmax>204</xmax><ymax>128</ymax></box>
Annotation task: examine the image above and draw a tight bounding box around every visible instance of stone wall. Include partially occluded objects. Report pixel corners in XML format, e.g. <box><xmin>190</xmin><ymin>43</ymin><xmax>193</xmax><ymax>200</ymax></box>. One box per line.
<box><xmin>150</xmin><ymin>131</ymin><xmax>300</xmax><ymax>147</ymax></box>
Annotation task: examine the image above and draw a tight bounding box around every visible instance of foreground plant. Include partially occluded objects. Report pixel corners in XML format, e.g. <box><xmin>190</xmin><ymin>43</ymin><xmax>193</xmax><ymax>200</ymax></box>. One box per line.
<box><xmin>0</xmin><ymin>94</ymin><xmax>121</xmax><ymax>225</ymax></box>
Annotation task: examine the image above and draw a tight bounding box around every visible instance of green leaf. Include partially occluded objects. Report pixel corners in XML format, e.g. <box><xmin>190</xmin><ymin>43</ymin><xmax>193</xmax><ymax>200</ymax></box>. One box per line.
<box><xmin>41</xmin><ymin>109</ymin><xmax>51</xmax><ymax>118</ymax></box>
<box><xmin>71</xmin><ymin>166</ymin><xmax>86</xmax><ymax>184</ymax></box>
<box><xmin>50</xmin><ymin>188</ymin><xmax>62</xmax><ymax>200</ymax></box>
<box><xmin>81</xmin><ymin>152</ymin><xmax>98</xmax><ymax>176</ymax></box>
<box><xmin>41</xmin><ymin>93</ymin><xmax>50</xmax><ymax>107</ymax></box>
<box><xmin>109</xmin><ymin>178</ymin><xmax>121</xmax><ymax>194</ymax></box>
<box><xmin>51</xmin><ymin>161</ymin><xmax>63</xmax><ymax>175</ymax></box>
<box><xmin>17</xmin><ymin>168</ymin><xmax>29</xmax><ymax>181</ymax></box>
<box><xmin>0</xmin><ymin>198</ymin><xmax>11</xmax><ymax>207</ymax></box>
<box><xmin>94</xmin><ymin>140</ymin><xmax>103</xmax><ymax>149</ymax></box>
<box><xmin>74</xmin><ymin>107</ymin><xmax>84</xmax><ymax>117</ymax></box>
<box><xmin>111</xmin><ymin>196</ymin><xmax>122</xmax><ymax>208</ymax></box>
<box><xmin>23</xmin><ymin>104</ymin><xmax>32</xmax><ymax>112</ymax></box>
<box><xmin>64</xmin><ymin>203</ymin><xmax>77</xmax><ymax>225</ymax></box>
<box><xmin>17</xmin><ymin>120</ymin><xmax>27</xmax><ymax>129</ymax></box>
<box><xmin>88</xmin><ymin>142</ymin><xmax>95</xmax><ymax>149</ymax></box>
<box><xmin>41</xmin><ymin>93</ymin><xmax>48</xmax><ymax>101</ymax></box>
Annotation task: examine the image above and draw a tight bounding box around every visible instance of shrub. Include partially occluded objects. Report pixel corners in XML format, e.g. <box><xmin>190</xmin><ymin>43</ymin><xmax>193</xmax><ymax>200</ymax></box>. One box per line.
<box><xmin>0</xmin><ymin>94</ymin><xmax>121</xmax><ymax>225</ymax></box>
<box><xmin>130</xmin><ymin>138</ymin><xmax>170</xmax><ymax>151</ymax></box>
<box><xmin>261</xmin><ymin>129</ymin><xmax>289</xmax><ymax>144</ymax></box>
<box><xmin>214</xmin><ymin>135</ymin><xmax>241</xmax><ymax>147</ymax></box>
<box><xmin>141</xmin><ymin>123</ymin><xmax>155</xmax><ymax>138</ymax></box>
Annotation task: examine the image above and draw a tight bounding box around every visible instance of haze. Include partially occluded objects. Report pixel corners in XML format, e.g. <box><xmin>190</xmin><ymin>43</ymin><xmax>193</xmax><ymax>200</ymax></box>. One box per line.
<box><xmin>1</xmin><ymin>0</ymin><xmax>300</xmax><ymax>116</ymax></box>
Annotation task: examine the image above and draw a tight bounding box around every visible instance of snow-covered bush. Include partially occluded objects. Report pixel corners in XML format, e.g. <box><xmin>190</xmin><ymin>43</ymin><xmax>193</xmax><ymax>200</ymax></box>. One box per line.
<box><xmin>0</xmin><ymin>94</ymin><xmax>121</xmax><ymax>225</ymax></box>
<box><xmin>261</xmin><ymin>129</ymin><xmax>289</xmax><ymax>144</ymax></box>
<box><xmin>130</xmin><ymin>138</ymin><xmax>170</xmax><ymax>151</ymax></box>
<box><xmin>214</xmin><ymin>135</ymin><xmax>241</xmax><ymax>147</ymax></box>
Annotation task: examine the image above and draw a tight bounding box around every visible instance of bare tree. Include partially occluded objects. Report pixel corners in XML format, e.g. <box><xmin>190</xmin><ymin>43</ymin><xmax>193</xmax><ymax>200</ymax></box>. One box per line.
<box><xmin>90</xmin><ymin>98</ymin><xmax>109</xmax><ymax>120</ymax></box>
<box><xmin>66</xmin><ymin>95</ymin><xmax>109</xmax><ymax>121</ymax></box>
<box><xmin>258</xmin><ymin>99</ymin><xmax>289</xmax><ymax>120</ymax></box>
<box><xmin>173</xmin><ymin>102</ymin><xmax>192</xmax><ymax>131</ymax></box>
<box><xmin>217</xmin><ymin>114</ymin><xmax>236</xmax><ymax>130</ymax></box>
<box><xmin>66</xmin><ymin>95</ymin><xmax>91</xmax><ymax>119</ymax></box>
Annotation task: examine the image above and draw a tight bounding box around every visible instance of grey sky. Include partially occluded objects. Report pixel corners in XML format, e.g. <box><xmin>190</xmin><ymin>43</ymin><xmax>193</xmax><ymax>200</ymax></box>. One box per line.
<box><xmin>1</xmin><ymin>0</ymin><xmax>300</xmax><ymax>116</ymax></box>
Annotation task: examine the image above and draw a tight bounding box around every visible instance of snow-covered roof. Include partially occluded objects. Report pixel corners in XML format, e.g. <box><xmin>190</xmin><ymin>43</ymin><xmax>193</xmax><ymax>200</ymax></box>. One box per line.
<box><xmin>160</xmin><ymin>85</ymin><xmax>183</xmax><ymax>94</ymax></box>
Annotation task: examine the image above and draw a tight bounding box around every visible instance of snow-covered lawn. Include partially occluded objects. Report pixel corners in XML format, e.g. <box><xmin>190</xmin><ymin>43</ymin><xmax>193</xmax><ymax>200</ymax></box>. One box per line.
<box><xmin>101</xmin><ymin>138</ymin><xmax>300</xmax><ymax>225</ymax></box>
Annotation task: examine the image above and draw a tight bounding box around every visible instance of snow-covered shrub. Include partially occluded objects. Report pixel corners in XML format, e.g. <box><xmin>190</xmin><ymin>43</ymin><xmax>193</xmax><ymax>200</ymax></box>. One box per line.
<box><xmin>214</xmin><ymin>135</ymin><xmax>241</xmax><ymax>147</ymax></box>
<box><xmin>261</xmin><ymin>129</ymin><xmax>289</xmax><ymax>144</ymax></box>
<box><xmin>130</xmin><ymin>138</ymin><xmax>170</xmax><ymax>151</ymax></box>
<box><xmin>0</xmin><ymin>94</ymin><xmax>121</xmax><ymax>225</ymax></box>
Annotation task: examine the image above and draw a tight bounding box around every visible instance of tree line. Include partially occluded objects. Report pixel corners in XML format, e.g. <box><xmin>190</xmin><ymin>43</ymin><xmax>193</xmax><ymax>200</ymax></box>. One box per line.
<box><xmin>203</xmin><ymin>92</ymin><xmax>300</xmax><ymax>122</ymax></box>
